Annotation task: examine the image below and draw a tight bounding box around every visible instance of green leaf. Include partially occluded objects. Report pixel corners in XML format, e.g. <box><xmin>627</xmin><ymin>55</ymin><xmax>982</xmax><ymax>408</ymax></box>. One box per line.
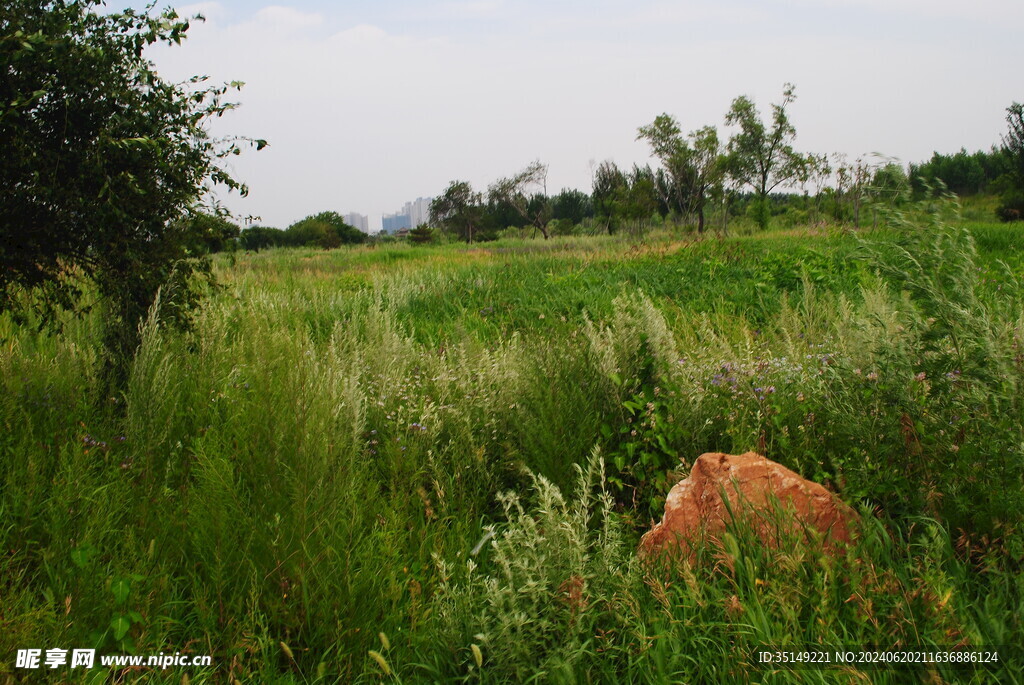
<box><xmin>111</xmin><ymin>616</ymin><xmax>131</xmax><ymax>641</ymax></box>
<box><xmin>111</xmin><ymin>578</ymin><xmax>131</xmax><ymax>604</ymax></box>
<box><xmin>70</xmin><ymin>543</ymin><xmax>97</xmax><ymax>569</ymax></box>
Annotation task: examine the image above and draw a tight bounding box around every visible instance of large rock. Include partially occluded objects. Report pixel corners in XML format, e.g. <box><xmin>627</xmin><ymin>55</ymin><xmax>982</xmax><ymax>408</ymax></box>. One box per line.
<box><xmin>640</xmin><ymin>452</ymin><xmax>855</xmax><ymax>562</ymax></box>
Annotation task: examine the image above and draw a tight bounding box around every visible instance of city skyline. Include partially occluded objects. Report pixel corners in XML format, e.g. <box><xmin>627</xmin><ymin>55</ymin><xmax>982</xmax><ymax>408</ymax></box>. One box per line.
<box><xmin>102</xmin><ymin>0</ymin><xmax>1023</xmax><ymax>229</ymax></box>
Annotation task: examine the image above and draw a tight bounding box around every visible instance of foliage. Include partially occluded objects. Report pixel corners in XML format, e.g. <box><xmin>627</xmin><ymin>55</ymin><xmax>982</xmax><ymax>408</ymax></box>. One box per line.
<box><xmin>909</xmin><ymin>147</ymin><xmax>1009</xmax><ymax>197</ymax></box>
<box><xmin>857</xmin><ymin>190</ymin><xmax>1024</xmax><ymax>533</ymax></box>
<box><xmin>174</xmin><ymin>210</ymin><xmax>241</xmax><ymax>254</ymax></box>
<box><xmin>725</xmin><ymin>83</ymin><xmax>808</xmax><ymax>230</ymax></box>
<box><xmin>2</xmin><ymin>215</ymin><xmax>1023</xmax><ymax>681</ymax></box>
<box><xmin>638</xmin><ymin>114</ymin><xmax>725</xmax><ymax>232</ymax></box>
<box><xmin>550</xmin><ymin>188</ymin><xmax>593</xmax><ymax>225</ymax></box>
<box><xmin>284</xmin><ymin>211</ymin><xmax>366</xmax><ymax>249</ymax></box>
<box><xmin>431</xmin><ymin>180</ymin><xmax>484</xmax><ymax>243</ymax></box>
<box><xmin>487</xmin><ymin>161</ymin><xmax>553</xmax><ymax>238</ymax></box>
<box><xmin>239</xmin><ymin>225</ymin><xmax>286</xmax><ymax>251</ymax></box>
<box><xmin>591</xmin><ymin>160</ymin><xmax>628</xmax><ymax>233</ymax></box>
<box><xmin>997</xmin><ymin>102</ymin><xmax>1024</xmax><ymax>221</ymax></box>
<box><xmin>0</xmin><ymin>0</ymin><xmax>262</xmax><ymax>379</ymax></box>
<box><xmin>408</xmin><ymin>223</ymin><xmax>436</xmax><ymax>244</ymax></box>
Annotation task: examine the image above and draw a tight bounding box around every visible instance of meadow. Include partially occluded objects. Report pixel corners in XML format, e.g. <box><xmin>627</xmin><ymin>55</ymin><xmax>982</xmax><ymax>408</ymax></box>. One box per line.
<box><xmin>2</xmin><ymin>204</ymin><xmax>1023</xmax><ymax>683</ymax></box>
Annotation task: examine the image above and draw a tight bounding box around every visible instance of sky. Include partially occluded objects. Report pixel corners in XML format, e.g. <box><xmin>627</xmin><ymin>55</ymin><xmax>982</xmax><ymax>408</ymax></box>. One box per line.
<box><xmin>104</xmin><ymin>0</ymin><xmax>1023</xmax><ymax>231</ymax></box>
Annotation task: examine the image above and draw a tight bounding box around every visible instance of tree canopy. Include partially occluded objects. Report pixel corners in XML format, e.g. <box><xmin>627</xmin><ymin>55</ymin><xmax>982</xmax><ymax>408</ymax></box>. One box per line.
<box><xmin>725</xmin><ymin>83</ymin><xmax>807</xmax><ymax>229</ymax></box>
<box><xmin>430</xmin><ymin>181</ymin><xmax>483</xmax><ymax>243</ymax></box>
<box><xmin>637</xmin><ymin>115</ymin><xmax>724</xmax><ymax>232</ymax></box>
<box><xmin>0</xmin><ymin>0</ymin><xmax>263</xmax><ymax>374</ymax></box>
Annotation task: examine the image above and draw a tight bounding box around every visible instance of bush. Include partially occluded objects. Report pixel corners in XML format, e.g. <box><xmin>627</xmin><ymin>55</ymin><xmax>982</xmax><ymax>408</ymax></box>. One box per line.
<box><xmin>997</xmin><ymin>192</ymin><xmax>1024</xmax><ymax>222</ymax></box>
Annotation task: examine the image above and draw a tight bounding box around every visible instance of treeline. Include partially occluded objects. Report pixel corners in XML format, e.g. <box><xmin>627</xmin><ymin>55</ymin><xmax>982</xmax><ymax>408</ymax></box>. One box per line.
<box><xmin>234</xmin><ymin>102</ymin><xmax>1024</xmax><ymax>253</ymax></box>
<box><xmin>231</xmin><ymin>212</ymin><xmax>368</xmax><ymax>252</ymax></box>
<box><xmin>426</xmin><ymin>96</ymin><xmax>1024</xmax><ymax>243</ymax></box>
<box><xmin>909</xmin><ymin>147</ymin><xmax>1011</xmax><ymax>196</ymax></box>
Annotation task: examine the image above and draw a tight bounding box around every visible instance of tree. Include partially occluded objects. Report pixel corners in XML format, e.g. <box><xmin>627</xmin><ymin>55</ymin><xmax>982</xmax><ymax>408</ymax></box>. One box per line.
<box><xmin>0</xmin><ymin>1</ymin><xmax>263</xmax><ymax>376</ymax></box>
<box><xmin>636</xmin><ymin>114</ymin><xmax>692</xmax><ymax>218</ymax></box>
<box><xmin>550</xmin><ymin>188</ymin><xmax>593</xmax><ymax>225</ymax></box>
<box><xmin>724</xmin><ymin>83</ymin><xmax>807</xmax><ymax>229</ymax></box>
<box><xmin>408</xmin><ymin>224</ymin><xmax>435</xmax><ymax>245</ymax></box>
<box><xmin>285</xmin><ymin>211</ymin><xmax>366</xmax><ymax>248</ymax></box>
<box><xmin>488</xmin><ymin>161</ymin><xmax>552</xmax><ymax>238</ymax></box>
<box><xmin>1003</xmin><ymin>102</ymin><xmax>1024</xmax><ymax>181</ymax></box>
<box><xmin>998</xmin><ymin>102</ymin><xmax>1024</xmax><ymax>221</ymax></box>
<box><xmin>637</xmin><ymin>115</ymin><xmax>726</xmax><ymax>233</ymax></box>
<box><xmin>240</xmin><ymin>226</ymin><xmax>286</xmax><ymax>251</ymax></box>
<box><xmin>174</xmin><ymin>211</ymin><xmax>241</xmax><ymax>253</ymax></box>
<box><xmin>591</xmin><ymin>160</ymin><xmax>628</xmax><ymax>233</ymax></box>
<box><xmin>431</xmin><ymin>181</ymin><xmax>483</xmax><ymax>243</ymax></box>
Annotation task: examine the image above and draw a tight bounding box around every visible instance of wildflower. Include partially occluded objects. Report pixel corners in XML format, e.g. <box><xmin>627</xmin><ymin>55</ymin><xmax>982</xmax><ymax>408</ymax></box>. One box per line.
<box><xmin>915</xmin><ymin>372</ymin><xmax>927</xmax><ymax>382</ymax></box>
<box><xmin>867</xmin><ymin>371</ymin><xmax>878</xmax><ymax>381</ymax></box>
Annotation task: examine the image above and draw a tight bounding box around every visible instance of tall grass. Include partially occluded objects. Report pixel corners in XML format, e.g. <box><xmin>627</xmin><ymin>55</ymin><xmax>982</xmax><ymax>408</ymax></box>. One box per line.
<box><xmin>1</xmin><ymin>216</ymin><xmax>1022</xmax><ymax>682</ymax></box>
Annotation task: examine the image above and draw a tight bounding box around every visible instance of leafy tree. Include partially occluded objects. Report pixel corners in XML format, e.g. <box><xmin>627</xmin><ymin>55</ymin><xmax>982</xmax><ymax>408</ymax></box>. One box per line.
<box><xmin>725</xmin><ymin>83</ymin><xmax>807</xmax><ymax>229</ymax></box>
<box><xmin>591</xmin><ymin>160</ymin><xmax>628</xmax><ymax>233</ymax></box>
<box><xmin>240</xmin><ymin>226</ymin><xmax>285</xmax><ymax>251</ymax></box>
<box><xmin>431</xmin><ymin>181</ymin><xmax>483</xmax><ymax>243</ymax></box>
<box><xmin>624</xmin><ymin>164</ymin><xmax>661</xmax><ymax>225</ymax></box>
<box><xmin>636</xmin><ymin>114</ymin><xmax>692</xmax><ymax>218</ymax></box>
<box><xmin>997</xmin><ymin>102</ymin><xmax>1024</xmax><ymax>221</ymax></box>
<box><xmin>408</xmin><ymin>224</ymin><xmax>435</xmax><ymax>245</ymax></box>
<box><xmin>871</xmin><ymin>162</ymin><xmax>910</xmax><ymax>205</ymax></box>
<box><xmin>909</xmin><ymin>149</ymin><xmax>997</xmax><ymax>196</ymax></box>
<box><xmin>0</xmin><ymin>0</ymin><xmax>263</xmax><ymax>377</ymax></box>
<box><xmin>488</xmin><ymin>161</ymin><xmax>552</xmax><ymax>239</ymax></box>
<box><xmin>639</xmin><ymin>115</ymin><xmax>726</xmax><ymax>233</ymax></box>
<box><xmin>175</xmin><ymin>211</ymin><xmax>241</xmax><ymax>253</ymax></box>
<box><xmin>833</xmin><ymin>154</ymin><xmax>876</xmax><ymax>227</ymax></box>
<box><xmin>1002</xmin><ymin>102</ymin><xmax>1024</xmax><ymax>181</ymax></box>
<box><xmin>285</xmin><ymin>211</ymin><xmax>366</xmax><ymax>248</ymax></box>
<box><xmin>550</xmin><ymin>188</ymin><xmax>593</xmax><ymax>225</ymax></box>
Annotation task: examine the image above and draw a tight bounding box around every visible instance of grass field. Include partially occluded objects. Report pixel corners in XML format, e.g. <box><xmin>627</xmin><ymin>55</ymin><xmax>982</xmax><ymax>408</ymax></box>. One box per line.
<box><xmin>2</xmin><ymin>207</ymin><xmax>1023</xmax><ymax>683</ymax></box>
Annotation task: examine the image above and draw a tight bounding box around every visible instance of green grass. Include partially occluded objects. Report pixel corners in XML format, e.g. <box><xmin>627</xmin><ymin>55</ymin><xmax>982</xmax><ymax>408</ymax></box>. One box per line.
<box><xmin>1</xmin><ymin>212</ymin><xmax>1023</xmax><ymax>683</ymax></box>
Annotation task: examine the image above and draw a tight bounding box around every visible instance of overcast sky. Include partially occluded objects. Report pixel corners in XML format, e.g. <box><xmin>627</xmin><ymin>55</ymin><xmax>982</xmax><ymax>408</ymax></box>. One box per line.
<box><xmin>104</xmin><ymin>0</ymin><xmax>1022</xmax><ymax>230</ymax></box>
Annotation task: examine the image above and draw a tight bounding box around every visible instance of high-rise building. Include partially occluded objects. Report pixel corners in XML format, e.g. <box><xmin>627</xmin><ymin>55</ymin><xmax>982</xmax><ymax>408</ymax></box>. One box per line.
<box><xmin>343</xmin><ymin>212</ymin><xmax>369</xmax><ymax>233</ymax></box>
<box><xmin>382</xmin><ymin>212</ymin><xmax>411</xmax><ymax>233</ymax></box>
<box><xmin>383</xmin><ymin>197</ymin><xmax>433</xmax><ymax>233</ymax></box>
<box><xmin>406</xmin><ymin>197</ymin><xmax>432</xmax><ymax>228</ymax></box>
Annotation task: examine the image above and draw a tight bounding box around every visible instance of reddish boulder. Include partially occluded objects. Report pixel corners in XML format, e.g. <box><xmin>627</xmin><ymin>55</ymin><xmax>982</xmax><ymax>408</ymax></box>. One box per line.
<box><xmin>640</xmin><ymin>452</ymin><xmax>855</xmax><ymax>562</ymax></box>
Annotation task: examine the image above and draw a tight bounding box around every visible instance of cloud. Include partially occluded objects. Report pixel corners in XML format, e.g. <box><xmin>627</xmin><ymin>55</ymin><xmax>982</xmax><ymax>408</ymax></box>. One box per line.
<box><xmin>783</xmin><ymin>0</ymin><xmax>1024</xmax><ymax>21</ymax></box>
<box><xmin>250</xmin><ymin>5</ymin><xmax>324</xmax><ymax>30</ymax></box>
<box><xmin>136</xmin><ymin>1</ymin><xmax>1020</xmax><ymax>229</ymax></box>
<box><xmin>437</xmin><ymin>1</ymin><xmax>505</xmax><ymax>16</ymax></box>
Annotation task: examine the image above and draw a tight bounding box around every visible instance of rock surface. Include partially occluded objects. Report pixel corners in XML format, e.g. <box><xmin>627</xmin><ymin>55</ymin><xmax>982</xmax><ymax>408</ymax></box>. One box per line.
<box><xmin>640</xmin><ymin>451</ymin><xmax>855</xmax><ymax>561</ymax></box>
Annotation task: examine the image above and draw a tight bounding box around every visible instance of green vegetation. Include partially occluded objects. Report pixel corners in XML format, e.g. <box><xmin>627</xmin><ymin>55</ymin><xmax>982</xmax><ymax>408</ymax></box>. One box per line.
<box><xmin>0</xmin><ymin>0</ymin><xmax>262</xmax><ymax>380</ymax></box>
<box><xmin>2</xmin><ymin>202</ymin><xmax>1023</xmax><ymax>682</ymax></box>
<box><xmin>3</xmin><ymin>5</ymin><xmax>1024</xmax><ymax>683</ymax></box>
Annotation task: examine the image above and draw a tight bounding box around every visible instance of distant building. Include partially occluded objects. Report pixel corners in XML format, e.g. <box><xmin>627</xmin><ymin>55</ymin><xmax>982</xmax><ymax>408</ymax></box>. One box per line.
<box><xmin>343</xmin><ymin>212</ymin><xmax>369</xmax><ymax>233</ymax></box>
<box><xmin>382</xmin><ymin>197</ymin><xmax>433</xmax><ymax>233</ymax></box>
<box><xmin>382</xmin><ymin>212</ymin><xmax>411</xmax><ymax>233</ymax></box>
<box><xmin>406</xmin><ymin>197</ymin><xmax>432</xmax><ymax>227</ymax></box>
